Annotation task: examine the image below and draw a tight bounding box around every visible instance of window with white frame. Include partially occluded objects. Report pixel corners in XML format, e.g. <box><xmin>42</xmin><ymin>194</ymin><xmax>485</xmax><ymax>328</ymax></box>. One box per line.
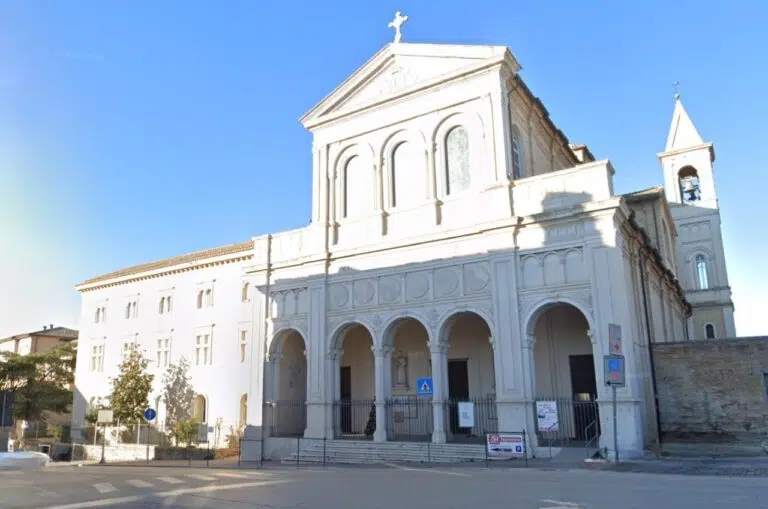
<box><xmin>695</xmin><ymin>254</ymin><xmax>709</xmax><ymax>290</ymax></box>
<box><xmin>195</xmin><ymin>333</ymin><xmax>212</xmax><ymax>366</ymax></box>
<box><xmin>159</xmin><ymin>296</ymin><xmax>172</xmax><ymax>315</ymax></box>
<box><xmin>444</xmin><ymin>125</ymin><xmax>471</xmax><ymax>195</ymax></box>
<box><xmin>511</xmin><ymin>127</ymin><xmax>524</xmax><ymax>179</ymax></box>
<box><xmin>94</xmin><ymin>306</ymin><xmax>106</xmax><ymax>324</ymax></box>
<box><xmin>157</xmin><ymin>338</ymin><xmax>171</xmax><ymax>368</ymax></box>
<box><xmin>205</xmin><ymin>289</ymin><xmax>213</xmax><ymax>307</ymax></box>
<box><xmin>197</xmin><ymin>288</ymin><xmax>213</xmax><ymax>309</ymax></box>
<box><xmin>239</xmin><ymin>331</ymin><xmax>247</xmax><ymax>363</ymax></box>
<box><xmin>241</xmin><ymin>282</ymin><xmax>249</xmax><ymax>302</ymax></box>
<box><xmin>122</xmin><ymin>341</ymin><xmax>137</xmax><ymax>360</ymax></box>
<box><xmin>90</xmin><ymin>344</ymin><xmax>104</xmax><ymax>372</ymax></box>
<box><xmin>125</xmin><ymin>300</ymin><xmax>138</xmax><ymax>319</ymax></box>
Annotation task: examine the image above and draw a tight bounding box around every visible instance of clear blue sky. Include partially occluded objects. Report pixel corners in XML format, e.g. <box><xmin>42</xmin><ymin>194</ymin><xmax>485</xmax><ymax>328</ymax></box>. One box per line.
<box><xmin>1</xmin><ymin>1</ymin><xmax>766</xmax><ymax>337</ymax></box>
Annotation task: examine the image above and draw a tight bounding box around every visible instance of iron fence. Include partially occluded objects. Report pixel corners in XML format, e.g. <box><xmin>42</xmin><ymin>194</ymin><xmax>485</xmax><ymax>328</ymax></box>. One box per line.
<box><xmin>264</xmin><ymin>400</ymin><xmax>306</xmax><ymax>437</ymax></box>
<box><xmin>533</xmin><ymin>397</ymin><xmax>601</xmax><ymax>447</ymax></box>
<box><xmin>332</xmin><ymin>399</ymin><xmax>376</xmax><ymax>439</ymax></box>
<box><xmin>444</xmin><ymin>397</ymin><xmax>498</xmax><ymax>444</ymax></box>
<box><xmin>385</xmin><ymin>396</ymin><xmax>433</xmax><ymax>442</ymax></box>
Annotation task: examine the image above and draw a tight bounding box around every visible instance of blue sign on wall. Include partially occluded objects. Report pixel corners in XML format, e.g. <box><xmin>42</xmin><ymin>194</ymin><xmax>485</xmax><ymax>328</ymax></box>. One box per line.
<box><xmin>416</xmin><ymin>378</ymin><xmax>434</xmax><ymax>396</ymax></box>
<box><xmin>144</xmin><ymin>408</ymin><xmax>157</xmax><ymax>421</ymax></box>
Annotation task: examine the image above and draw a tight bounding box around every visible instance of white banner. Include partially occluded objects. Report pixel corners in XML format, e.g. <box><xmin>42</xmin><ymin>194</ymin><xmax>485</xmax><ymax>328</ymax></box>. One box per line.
<box><xmin>486</xmin><ymin>432</ymin><xmax>526</xmax><ymax>458</ymax></box>
<box><xmin>536</xmin><ymin>401</ymin><xmax>559</xmax><ymax>432</ymax></box>
<box><xmin>458</xmin><ymin>401</ymin><xmax>475</xmax><ymax>428</ymax></box>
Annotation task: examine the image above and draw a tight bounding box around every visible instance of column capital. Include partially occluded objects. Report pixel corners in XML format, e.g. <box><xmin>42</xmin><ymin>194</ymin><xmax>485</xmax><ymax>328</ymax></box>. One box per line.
<box><xmin>428</xmin><ymin>341</ymin><xmax>448</xmax><ymax>355</ymax></box>
<box><xmin>326</xmin><ymin>348</ymin><xmax>343</xmax><ymax>360</ymax></box>
<box><xmin>371</xmin><ymin>345</ymin><xmax>394</xmax><ymax>357</ymax></box>
<box><xmin>522</xmin><ymin>334</ymin><xmax>535</xmax><ymax>350</ymax></box>
<box><xmin>586</xmin><ymin>329</ymin><xmax>596</xmax><ymax>346</ymax></box>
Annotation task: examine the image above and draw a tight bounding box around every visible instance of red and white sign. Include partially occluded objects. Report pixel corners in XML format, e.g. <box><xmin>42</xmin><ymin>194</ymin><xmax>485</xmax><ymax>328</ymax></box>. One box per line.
<box><xmin>486</xmin><ymin>432</ymin><xmax>526</xmax><ymax>458</ymax></box>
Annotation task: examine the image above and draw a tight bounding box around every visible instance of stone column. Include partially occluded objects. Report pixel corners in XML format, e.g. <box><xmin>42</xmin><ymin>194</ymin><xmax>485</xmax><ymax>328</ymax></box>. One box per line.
<box><xmin>372</xmin><ymin>346</ymin><xmax>393</xmax><ymax>442</ymax></box>
<box><xmin>429</xmin><ymin>342</ymin><xmax>448</xmax><ymax>443</ymax></box>
<box><xmin>427</xmin><ymin>141</ymin><xmax>440</xmax><ymax>225</ymax></box>
<box><xmin>326</xmin><ymin>348</ymin><xmax>343</xmax><ymax>439</ymax></box>
<box><xmin>521</xmin><ymin>334</ymin><xmax>539</xmax><ymax>450</ymax></box>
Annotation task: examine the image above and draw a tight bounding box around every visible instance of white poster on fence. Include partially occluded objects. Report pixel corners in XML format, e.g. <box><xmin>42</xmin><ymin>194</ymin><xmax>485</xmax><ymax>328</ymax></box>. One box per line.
<box><xmin>486</xmin><ymin>432</ymin><xmax>525</xmax><ymax>458</ymax></box>
<box><xmin>458</xmin><ymin>401</ymin><xmax>475</xmax><ymax>428</ymax></box>
<box><xmin>536</xmin><ymin>401</ymin><xmax>559</xmax><ymax>432</ymax></box>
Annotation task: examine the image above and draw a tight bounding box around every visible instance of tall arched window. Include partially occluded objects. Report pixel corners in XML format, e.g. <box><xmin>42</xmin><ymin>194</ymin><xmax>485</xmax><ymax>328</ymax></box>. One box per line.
<box><xmin>125</xmin><ymin>303</ymin><xmax>131</xmax><ymax>319</ymax></box>
<box><xmin>193</xmin><ymin>395</ymin><xmax>207</xmax><ymax>423</ymax></box>
<box><xmin>343</xmin><ymin>156</ymin><xmax>370</xmax><ymax>218</ymax></box>
<box><xmin>444</xmin><ymin>126</ymin><xmax>470</xmax><ymax>195</ymax></box>
<box><xmin>241</xmin><ymin>282</ymin><xmax>249</xmax><ymax>302</ymax></box>
<box><xmin>159</xmin><ymin>297</ymin><xmax>165</xmax><ymax>315</ymax></box>
<box><xmin>391</xmin><ymin>141</ymin><xmax>423</xmax><ymax>208</ymax></box>
<box><xmin>704</xmin><ymin>323</ymin><xmax>716</xmax><ymax>339</ymax></box>
<box><xmin>679</xmin><ymin>166</ymin><xmax>701</xmax><ymax>203</ymax></box>
<box><xmin>196</xmin><ymin>290</ymin><xmax>204</xmax><ymax>309</ymax></box>
<box><xmin>239</xmin><ymin>394</ymin><xmax>248</xmax><ymax>427</ymax></box>
<box><xmin>205</xmin><ymin>289</ymin><xmax>212</xmax><ymax>307</ymax></box>
<box><xmin>95</xmin><ymin>308</ymin><xmax>101</xmax><ymax>323</ymax></box>
<box><xmin>695</xmin><ymin>254</ymin><xmax>709</xmax><ymax>289</ymax></box>
<box><xmin>511</xmin><ymin>127</ymin><xmax>524</xmax><ymax>179</ymax></box>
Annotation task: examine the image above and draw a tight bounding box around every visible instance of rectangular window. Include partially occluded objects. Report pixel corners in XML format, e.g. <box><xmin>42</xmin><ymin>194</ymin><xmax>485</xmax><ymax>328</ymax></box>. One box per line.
<box><xmin>240</xmin><ymin>331</ymin><xmax>247</xmax><ymax>363</ymax></box>
<box><xmin>122</xmin><ymin>342</ymin><xmax>136</xmax><ymax>360</ymax></box>
<box><xmin>195</xmin><ymin>334</ymin><xmax>212</xmax><ymax>366</ymax></box>
<box><xmin>90</xmin><ymin>344</ymin><xmax>104</xmax><ymax>372</ymax></box>
<box><xmin>156</xmin><ymin>338</ymin><xmax>170</xmax><ymax>368</ymax></box>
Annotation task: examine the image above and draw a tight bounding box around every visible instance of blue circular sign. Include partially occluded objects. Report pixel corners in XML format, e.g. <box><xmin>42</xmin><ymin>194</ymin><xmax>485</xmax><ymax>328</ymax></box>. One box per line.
<box><xmin>144</xmin><ymin>408</ymin><xmax>157</xmax><ymax>421</ymax></box>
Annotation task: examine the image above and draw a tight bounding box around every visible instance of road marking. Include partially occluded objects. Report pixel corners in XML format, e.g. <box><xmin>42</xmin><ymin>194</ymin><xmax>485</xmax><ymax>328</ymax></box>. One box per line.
<box><xmin>126</xmin><ymin>479</ymin><xmax>153</xmax><ymax>488</ymax></box>
<box><xmin>38</xmin><ymin>479</ymin><xmax>293</xmax><ymax>509</ymax></box>
<box><xmin>214</xmin><ymin>472</ymin><xmax>249</xmax><ymax>478</ymax></box>
<box><xmin>540</xmin><ymin>500</ymin><xmax>582</xmax><ymax>508</ymax></box>
<box><xmin>186</xmin><ymin>473</ymin><xmax>217</xmax><ymax>481</ymax></box>
<box><xmin>92</xmin><ymin>482</ymin><xmax>117</xmax><ymax>494</ymax></box>
<box><xmin>157</xmin><ymin>476</ymin><xmax>185</xmax><ymax>484</ymax></box>
<box><xmin>381</xmin><ymin>462</ymin><xmax>471</xmax><ymax>477</ymax></box>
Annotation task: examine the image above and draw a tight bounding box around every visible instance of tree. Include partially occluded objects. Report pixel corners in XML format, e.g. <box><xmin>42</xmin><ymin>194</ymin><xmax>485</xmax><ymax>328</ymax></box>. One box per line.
<box><xmin>174</xmin><ymin>418</ymin><xmax>199</xmax><ymax>447</ymax></box>
<box><xmin>109</xmin><ymin>348</ymin><xmax>154</xmax><ymax>424</ymax></box>
<box><xmin>161</xmin><ymin>357</ymin><xmax>195</xmax><ymax>432</ymax></box>
<box><xmin>0</xmin><ymin>343</ymin><xmax>76</xmax><ymax>422</ymax></box>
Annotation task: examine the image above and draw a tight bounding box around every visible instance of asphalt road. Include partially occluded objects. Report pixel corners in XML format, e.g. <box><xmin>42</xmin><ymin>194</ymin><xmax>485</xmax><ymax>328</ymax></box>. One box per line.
<box><xmin>1</xmin><ymin>463</ymin><xmax>767</xmax><ymax>509</ymax></box>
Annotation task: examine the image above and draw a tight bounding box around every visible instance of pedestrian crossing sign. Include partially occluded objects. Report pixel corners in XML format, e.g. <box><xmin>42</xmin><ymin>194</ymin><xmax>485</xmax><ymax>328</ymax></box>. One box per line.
<box><xmin>417</xmin><ymin>377</ymin><xmax>434</xmax><ymax>396</ymax></box>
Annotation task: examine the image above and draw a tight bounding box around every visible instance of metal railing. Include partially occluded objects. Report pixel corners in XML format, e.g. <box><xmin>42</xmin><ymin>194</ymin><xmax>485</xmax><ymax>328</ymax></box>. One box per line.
<box><xmin>444</xmin><ymin>397</ymin><xmax>498</xmax><ymax>444</ymax></box>
<box><xmin>332</xmin><ymin>399</ymin><xmax>376</xmax><ymax>440</ymax></box>
<box><xmin>264</xmin><ymin>400</ymin><xmax>306</xmax><ymax>438</ymax></box>
<box><xmin>385</xmin><ymin>396</ymin><xmax>433</xmax><ymax>442</ymax></box>
<box><xmin>534</xmin><ymin>397</ymin><xmax>601</xmax><ymax>447</ymax></box>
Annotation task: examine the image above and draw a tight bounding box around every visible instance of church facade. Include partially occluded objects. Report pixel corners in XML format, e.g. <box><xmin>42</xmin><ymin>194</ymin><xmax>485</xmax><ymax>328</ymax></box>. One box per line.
<box><xmin>72</xmin><ymin>39</ymin><xmax>734</xmax><ymax>459</ymax></box>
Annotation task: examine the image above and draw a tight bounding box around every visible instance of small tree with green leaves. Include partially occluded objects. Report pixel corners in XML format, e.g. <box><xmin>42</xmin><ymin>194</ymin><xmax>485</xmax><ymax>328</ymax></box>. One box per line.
<box><xmin>161</xmin><ymin>357</ymin><xmax>196</xmax><ymax>444</ymax></box>
<box><xmin>175</xmin><ymin>418</ymin><xmax>199</xmax><ymax>448</ymax></box>
<box><xmin>109</xmin><ymin>348</ymin><xmax>154</xmax><ymax>427</ymax></box>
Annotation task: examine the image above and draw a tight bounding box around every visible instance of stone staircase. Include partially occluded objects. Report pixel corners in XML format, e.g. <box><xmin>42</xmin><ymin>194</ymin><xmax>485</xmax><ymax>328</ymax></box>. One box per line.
<box><xmin>282</xmin><ymin>440</ymin><xmax>487</xmax><ymax>464</ymax></box>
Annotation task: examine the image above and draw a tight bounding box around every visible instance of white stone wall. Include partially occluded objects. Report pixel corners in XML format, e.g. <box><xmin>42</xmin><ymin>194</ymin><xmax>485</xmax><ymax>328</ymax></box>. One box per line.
<box><xmin>73</xmin><ymin>253</ymin><xmax>257</xmax><ymax>441</ymax></box>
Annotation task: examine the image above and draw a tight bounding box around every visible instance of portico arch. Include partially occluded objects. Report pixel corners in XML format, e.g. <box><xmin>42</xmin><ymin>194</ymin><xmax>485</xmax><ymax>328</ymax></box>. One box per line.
<box><xmin>437</xmin><ymin>311</ymin><xmax>497</xmax><ymax>443</ymax></box>
<box><xmin>266</xmin><ymin>328</ymin><xmax>307</xmax><ymax>437</ymax></box>
<box><xmin>526</xmin><ymin>301</ymin><xmax>599</xmax><ymax>446</ymax></box>
<box><xmin>330</xmin><ymin>322</ymin><xmax>375</xmax><ymax>439</ymax></box>
<box><xmin>381</xmin><ymin>316</ymin><xmax>432</xmax><ymax>442</ymax></box>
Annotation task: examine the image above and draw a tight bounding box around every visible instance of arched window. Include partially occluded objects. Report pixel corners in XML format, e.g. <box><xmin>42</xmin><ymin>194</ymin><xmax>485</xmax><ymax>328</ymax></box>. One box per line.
<box><xmin>444</xmin><ymin>126</ymin><xmax>470</xmax><ymax>195</ymax></box>
<box><xmin>95</xmin><ymin>308</ymin><xmax>101</xmax><ymax>323</ymax></box>
<box><xmin>705</xmin><ymin>323</ymin><xmax>716</xmax><ymax>339</ymax></box>
<box><xmin>342</xmin><ymin>156</ymin><xmax>371</xmax><ymax>219</ymax></box>
<box><xmin>205</xmin><ymin>289</ymin><xmax>212</xmax><ymax>307</ymax></box>
<box><xmin>196</xmin><ymin>290</ymin><xmax>204</xmax><ymax>309</ymax></box>
<box><xmin>511</xmin><ymin>127</ymin><xmax>524</xmax><ymax>179</ymax></box>
<box><xmin>390</xmin><ymin>141</ymin><xmax>423</xmax><ymax>208</ymax></box>
<box><xmin>679</xmin><ymin>166</ymin><xmax>701</xmax><ymax>203</ymax></box>
<box><xmin>193</xmin><ymin>395</ymin><xmax>207</xmax><ymax>423</ymax></box>
<box><xmin>125</xmin><ymin>303</ymin><xmax>131</xmax><ymax>319</ymax></box>
<box><xmin>239</xmin><ymin>394</ymin><xmax>248</xmax><ymax>427</ymax></box>
<box><xmin>159</xmin><ymin>297</ymin><xmax>165</xmax><ymax>315</ymax></box>
<box><xmin>241</xmin><ymin>282</ymin><xmax>249</xmax><ymax>302</ymax></box>
<box><xmin>166</xmin><ymin>296</ymin><xmax>172</xmax><ymax>313</ymax></box>
<box><xmin>695</xmin><ymin>254</ymin><xmax>709</xmax><ymax>290</ymax></box>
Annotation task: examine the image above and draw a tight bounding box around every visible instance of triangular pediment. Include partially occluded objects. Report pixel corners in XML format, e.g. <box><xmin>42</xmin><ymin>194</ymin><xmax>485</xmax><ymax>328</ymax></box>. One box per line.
<box><xmin>665</xmin><ymin>97</ymin><xmax>704</xmax><ymax>151</ymax></box>
<box><xmin>301</xmin><ymin>43</ymin><xmax>518</xmax><ymax>129</ymax></box>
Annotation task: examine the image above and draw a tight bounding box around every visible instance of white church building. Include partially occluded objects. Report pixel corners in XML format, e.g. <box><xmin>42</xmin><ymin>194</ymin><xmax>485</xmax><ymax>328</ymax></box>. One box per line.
<box><xmin>72</xmin><ymin>23</ymin><xmax>735</xmax><ymax>460</ymax></box>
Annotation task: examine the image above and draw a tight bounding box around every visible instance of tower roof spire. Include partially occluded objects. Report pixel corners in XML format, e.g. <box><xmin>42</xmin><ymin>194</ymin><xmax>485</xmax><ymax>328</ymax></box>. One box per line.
<box><xmin>665</xmin><ymin>86</ymin><xmax>704</xmax><ymax>152</ymax></box>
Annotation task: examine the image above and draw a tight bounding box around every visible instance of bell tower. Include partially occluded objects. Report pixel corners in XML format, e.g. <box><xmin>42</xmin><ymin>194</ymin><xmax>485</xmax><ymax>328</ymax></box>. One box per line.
<box><xmin>658</xmin><ymin>92</ymin><xmax>736</xmax><ymax>339</ymax></box>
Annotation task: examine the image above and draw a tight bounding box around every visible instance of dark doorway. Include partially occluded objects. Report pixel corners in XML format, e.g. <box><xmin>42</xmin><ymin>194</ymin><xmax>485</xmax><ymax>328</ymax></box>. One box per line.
<box><xmin>340</xmin><ymin>366</ymin><xmax>351</xmax><ymax>434</ymax></box>
<box><xmin>447</xmin><ymin>359</ymin><xmax>469</xmax><ymax>434</ymax></box>
<box><xmin>568</xmin><ymin>354</ymin><xmax>599</xmax><ymax>441</ymax></box>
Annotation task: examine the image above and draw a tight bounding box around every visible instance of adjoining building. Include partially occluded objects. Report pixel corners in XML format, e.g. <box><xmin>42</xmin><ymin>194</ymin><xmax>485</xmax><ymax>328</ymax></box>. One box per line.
<box><xmin>71</xmin><ymin>31</ymin><xmax>735</xmax><ymax>460</ymax></box>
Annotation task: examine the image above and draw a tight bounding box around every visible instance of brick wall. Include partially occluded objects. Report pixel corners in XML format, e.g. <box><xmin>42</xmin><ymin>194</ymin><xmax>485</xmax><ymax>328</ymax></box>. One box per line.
<box><xmin>652</xmin><ymin>337</ymin><xmax>768</xmax><ymax>437</ymax></box>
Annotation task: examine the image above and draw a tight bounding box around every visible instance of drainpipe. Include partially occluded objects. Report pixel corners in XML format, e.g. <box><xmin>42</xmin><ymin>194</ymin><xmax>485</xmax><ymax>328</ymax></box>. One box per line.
<box><xmin>638</xmin><ymin>247</ymin><xmax>663</xmax><ymax>453</ymax></box>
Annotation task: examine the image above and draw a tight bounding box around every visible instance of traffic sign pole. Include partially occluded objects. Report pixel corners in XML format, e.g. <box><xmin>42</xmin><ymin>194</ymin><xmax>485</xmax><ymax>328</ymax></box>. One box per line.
<box><xmin>612</xmin><ymin>384</ymin><xmax>618</xmax><ymax>463</ymax></box>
